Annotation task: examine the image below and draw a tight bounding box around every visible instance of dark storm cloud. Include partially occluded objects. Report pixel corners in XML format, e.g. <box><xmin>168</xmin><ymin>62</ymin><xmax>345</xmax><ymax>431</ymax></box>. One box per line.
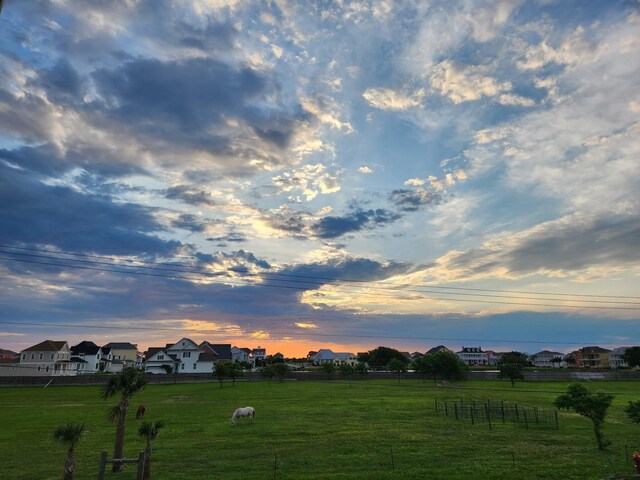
<box><xmin>283</xmin><ymin>256</ymin><xmax>410</xmax><ymax>284</ymax></box>
<box><xmin>0</xmin><ymin>165</ymin><xmax>180</xmax><ymax>256</ymax></box>
<box><xmin>446</xmin><ymin>214</ymin><xmax>640</xmax><ymax>277</ymax></box>
<box><xmin>30</xmin><ymin>58</ymin><xmax>86</xmax><ymax>104</ymax></box>
<box><xmin>164</xmin><ymin>185</ymin><xmax>216</xmax><ymax>206</ymax></box>
<box><xmin>170</xmin><ymin>214</ymin><xmax>207</xmax><ymax>233</ymax></box>
<box><xmin>91</xmin><ymin>57</ymin><xmax>303</xmax><ymax>150</ymax></box>
<box><xmin>388</xmin><ymin>188</ymin><xmax>442</xmax><ymax>212</ymax></box>
<box><xmin>311</xmin><ymin>208</ymin><xmax>401</xmax><ymax>239</ymax></box>
<box><xmin>505</xmin><ymin>214</ymin><xmax>640</xmax><ymax>273</ymax></box>
<box><xmin>207</xmin><ymin>233</ymin><xmax>247</xmax><ymax>246</ymax></box>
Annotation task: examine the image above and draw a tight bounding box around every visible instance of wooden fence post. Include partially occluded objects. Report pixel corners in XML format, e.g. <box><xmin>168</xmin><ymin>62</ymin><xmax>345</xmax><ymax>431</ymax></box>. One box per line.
<box><xmin>136</xmin><ymin>451</ymin><xmax>145</xmax><ymax>480</ymax></box>
<box><xmin>98</xmin><ymin>451</ymin><xmax>107</xmax><ymax>480</ymax></box>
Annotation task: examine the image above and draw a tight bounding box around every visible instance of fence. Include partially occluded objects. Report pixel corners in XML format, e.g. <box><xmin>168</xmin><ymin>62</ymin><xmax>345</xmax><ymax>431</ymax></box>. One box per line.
<box><xmin>97</xmin><ymin>451</ymin><xmax>145</xmax><ymax>480</ymax></box>
<box><xmin>435</xmin><ymin>398</ymin><xmax>559</xmax><ymax>430</ymax></box>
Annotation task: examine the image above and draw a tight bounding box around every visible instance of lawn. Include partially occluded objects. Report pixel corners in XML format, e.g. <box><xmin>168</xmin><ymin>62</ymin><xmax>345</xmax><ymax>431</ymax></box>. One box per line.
<box><xmin>1</xmin><ymin>379</ymin><xmax>639</xmax><ymax>479</ymax></box>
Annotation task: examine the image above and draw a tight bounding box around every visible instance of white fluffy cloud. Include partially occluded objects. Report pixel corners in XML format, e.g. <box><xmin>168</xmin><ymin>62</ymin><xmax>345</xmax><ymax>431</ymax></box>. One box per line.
<box><xmin>362</xmin><ymin>87</ymin><xmax>424</xmax><ymax>111</ymax></box>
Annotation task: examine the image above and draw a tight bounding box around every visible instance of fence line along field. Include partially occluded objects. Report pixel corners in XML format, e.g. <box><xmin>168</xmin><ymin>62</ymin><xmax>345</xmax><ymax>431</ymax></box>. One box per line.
<box><xmin>1</xmin><ymin>379</ymin><xmax>639</xmax><ymax>480</ymax></box>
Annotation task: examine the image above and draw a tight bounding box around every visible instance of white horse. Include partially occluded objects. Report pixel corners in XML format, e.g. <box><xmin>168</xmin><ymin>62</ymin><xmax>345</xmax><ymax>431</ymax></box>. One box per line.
<box><xmin>230</xmin><ymin>406</ymin><xmax>255</xmax><ymax>426</ymax></box>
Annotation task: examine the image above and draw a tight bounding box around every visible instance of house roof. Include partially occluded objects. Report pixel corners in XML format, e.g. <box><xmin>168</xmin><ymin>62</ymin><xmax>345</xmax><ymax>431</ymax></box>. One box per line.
<box><xmin>580</xmin><ymin>346</ymin><xmax>612</xmax><ymax>354</ymax></box>
<box><xmin>22</xmin><ymin>340</ymin><xmax>68</xmax><ymax>352</ymax></box>
<box><xmin>167</xmin><ymin>338</ymin><xmax>200</xmax><ymax>351</ymax></box>
<box><xmin>197</xmin><ymin>352</ymin><xmax>218</xmax><ymax>362</ymax></box>
<box><xmin>425</xmin><ymin>345</ymin><xmax>450</xmax><ymax>355</ymax></box>
<box><xmin>144</xmin><ymin>347</ymin><xmax>166</xmax><ymax>359</ymax></box>
<box><xmin>313</xmin><ymin>349</ymin><xmax>335</xmax><ymax>360</ymax></box>
<box><xmin>200</xmin><ymin>342</ymin><xmax>231</xmax><ymax>360</ymax></box>
<box><xmin>534</xmin><ymin>350</ymin><xmax>564</xmax><ymax>356</ymax></box>
<box><xmin>71</xmin><ymin>341</ymin><xmax>100</xmax><ymax>355</ymax></box>
<box><xmin>103</xmin><ymin>342</ymin><xmax>137</xmax><ymax>350</ymax></box>
<box><xmin>70</xmin><ymin>356</ymin><xmax>88</xmax><ymax>364</ymax></box>
<box><xmin>0</xmin><ymin>348</ymin><xmax>17</xmax><ymax>356</ymax></box>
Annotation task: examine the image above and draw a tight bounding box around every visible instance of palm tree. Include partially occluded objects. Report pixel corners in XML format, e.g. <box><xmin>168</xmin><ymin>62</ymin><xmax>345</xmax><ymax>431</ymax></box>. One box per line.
<box><xmin>53</xmin><ymin>422</ymin><xmax>87</xmax><ymax>480</ymax></box>
<box><xmin>138</xmin><ymin>420</ymin><xmax>165</xmax><ymax>480</ymax></box>
<box><xmin>100</xmin><ymin>367</ymin><xmax>147</xmax><ymax>472</ymax></box>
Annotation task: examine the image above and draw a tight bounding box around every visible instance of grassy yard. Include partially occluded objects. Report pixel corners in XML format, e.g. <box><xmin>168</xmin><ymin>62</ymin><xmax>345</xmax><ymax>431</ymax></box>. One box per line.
<box><xmin>1</xmin><ymin>379</ymin><xmax>639</xmax><ymax>479</ymax></box>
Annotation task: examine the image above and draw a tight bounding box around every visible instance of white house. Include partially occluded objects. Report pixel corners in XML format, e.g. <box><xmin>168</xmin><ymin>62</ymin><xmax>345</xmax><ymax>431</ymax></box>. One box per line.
<box><xmin>312</xmin><ymin>349</ymin><xmax>357</xmax><ymax>366</ymax></box>
<box><xmin>19</xmin><ymin>340</ymin><xmax>74</xmax><ymax>376</ymax></box>
<box><xmin>99</xmin><ymin>346</ymin><xmax>125</xmax><ymax>373</ymax></box>
<box><xmin>167</xmin><ymin>338</ymin><xmax>214</xmax><ymax>373</ymax></box>
<box><xmin>144</xmin><ymin>348</ymin><xmax>177</xmax><ymax>374</ymax></box>
<box><xmin>231</xmin><ymin>346</ymin><xmax>251</xmax><ymax>363</ymax></box>
<box><xmin>456</xmin><ymin>347</ymin><xmax>488</xmax><ymax>366</ymax></box>
<box><xmin>532</xmin><ymin>350</ymin><xmax>566</xmax><ymax>368</ymax></box>
<box><xmin>608</xmin><ymin>347</ymin><xmax>630</xmax><ymax>369</ymax></box>
<box><xmin>70</xmin><ymin>340</ymin><xmax>102</xmax><ymax>374</ymax></box>
<box><xmin>251</xmin><ymin>346</ymin><xmax>266</xmax><ymax>364</ymax></box>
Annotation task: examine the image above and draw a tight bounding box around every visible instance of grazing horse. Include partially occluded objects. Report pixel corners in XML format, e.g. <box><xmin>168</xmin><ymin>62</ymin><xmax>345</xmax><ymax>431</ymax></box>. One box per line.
<box><xmin>230</xmin><ymin>406</ymin><xmax>255</xmax><ymax>426</ymax></box>
<box><xmin>136</xmin><ymin>404</ymin><xmax>146</xmax><ymax>419</ymax></box>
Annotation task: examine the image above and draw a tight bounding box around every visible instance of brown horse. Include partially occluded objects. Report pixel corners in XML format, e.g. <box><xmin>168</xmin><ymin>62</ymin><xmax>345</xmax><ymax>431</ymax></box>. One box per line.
<box><xmin>136</xmin><ymin>404</ymin><xmax>146</xmax><ymax>419</ymax></box>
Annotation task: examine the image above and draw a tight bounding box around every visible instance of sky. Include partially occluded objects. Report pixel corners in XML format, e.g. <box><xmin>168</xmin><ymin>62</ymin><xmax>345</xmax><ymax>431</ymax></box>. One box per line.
<box><xmin>0</xmin><ymin>0</ymin><xmax>639</xmax><ymax>358</ymax></box>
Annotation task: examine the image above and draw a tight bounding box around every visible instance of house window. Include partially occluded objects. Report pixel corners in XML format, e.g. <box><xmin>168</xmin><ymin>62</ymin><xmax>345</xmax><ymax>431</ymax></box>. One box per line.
<box><xmin>158</xmin><ymin>355</ymin><xmax>164</xmax><ymax>360</ymax></box>
<box><xmin>37</xmin><ymin>366</ymin><xmax>41</xmax><ymax>372</ymax></box>
<box><xmin>30</xmin><ymin>353</ymin><xmax>35</xmax><ymax>360</ymax></box>
<box><xmin>46</xmin><ymin>366</ymin><xmax>50</xmax><ymax>372</ymax></box>
<box><xmin>181</xmin><ymin>364</ymin><xmax>185</xmax><ymax>370</ymax></box>
<box><xmin>193</xmin><ymin>364</ymin><xmax>197</xmax><ymax>369</ymax></box>
<box><xmin>51</xmin><ymin>353</ymin><xmax>55</xmax><ymax>360</ymax></box>
<box><xmin>183</xmin><ymin>352</ymin><xmax>190</xmax><ymax>358</ymax></box>
<box><xmin>39</xmin><ymin>353</ymin><xmax>44</xmax><ymax>360</ymax></box>
<box><xmin>21</xmin><ymin>353</ymin><xmax>26</xmax><ymax>360</ymax></box>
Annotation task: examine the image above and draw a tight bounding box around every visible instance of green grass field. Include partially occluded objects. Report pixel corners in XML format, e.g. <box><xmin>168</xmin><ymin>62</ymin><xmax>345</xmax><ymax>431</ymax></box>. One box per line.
<box><xmin>1</xmin><ymin>379</ymin><xmax>639</xmax><ymax>479</ymax></box>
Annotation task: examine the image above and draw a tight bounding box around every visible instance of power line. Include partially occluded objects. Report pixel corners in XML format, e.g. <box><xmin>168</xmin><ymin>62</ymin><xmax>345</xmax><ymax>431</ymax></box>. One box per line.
<box><xmin>3</xmin><ymin>255</ymin><xmax>639</xmax><ymax>311</ymax></box>
<box><xmin>1</xmin><ymin>251</ymin><xmax>639</xmax><ymax>311</ymax></box>
<box><xmin>2</xmin><ymin>243</ymin><xmax>638</xmax><ymax>300</ymax></box>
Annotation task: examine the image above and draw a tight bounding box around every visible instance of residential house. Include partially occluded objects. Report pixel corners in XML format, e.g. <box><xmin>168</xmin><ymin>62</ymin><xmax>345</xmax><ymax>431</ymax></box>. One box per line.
<box><xmin>167</xmin><ymin>338</ymin><xmax>214</xmax><ymax>374</ymax></box>
<box><xmin>456</xmin><ymin>347</ymin><xmax>488</xmax><ymax>366</ymax></box>
<box><xmin>102</xmin><ymin>342</ymin><xmax>139</xmax><ymax>368</ymax></box>
<box><xmin>608</xmin><ymin>347</ymin><xmax>630</xmax><ymax>369</ymax></box>
<box><xmin>311</xmin><ymin>349</ymin><xmax>357</xmax><ymax>366</ymax></box>
<box><xmin>251</xmin><ymin>346</ymin><xmax>266</xmax><ymax>365</ymax></box>
<box><xmin>19</xmin><ymin>340</ymin><xmax>73</xmax><ymax>376</ymax></box>
<box><xmin>70</xmin><ymin>340</ymin><xmax>103</xmax><ymax>374</ymax></box>
<box><xmin>410</xmin><ymin>352</ymin><xmax>425</xmax><ymax>362</ymax></box>
<box><xmin>576</xmin><ymin>346</ymin><xmax>611</xmax><ymax>368</ymax></box>
<box><xmin>143</xmin><ymin>347</ymin><xmax>177</xmax><ymax>374</ymax></box>
<box><xmin>231</xmin><ymin>346</ymin><xmax>252</xmax><ymax>363</ymax></box>
<box><xmin>99</xmin><ymin>346</ymin><xmax>125</xmax><ymax>373</ymax></box>
<box><xmin>532</xmin><ymin>350</ymin><xmax>566</xmax><ymax>368</ymax></box>
<box><xmin>200</xmin><ymin>342</ymin><xmax>232</xmax><ymax>373</ymax></box>
<box><xmin>0</xmin><ymin>348</ymin><xmax>17</xmax><ymax>360</ymax></box>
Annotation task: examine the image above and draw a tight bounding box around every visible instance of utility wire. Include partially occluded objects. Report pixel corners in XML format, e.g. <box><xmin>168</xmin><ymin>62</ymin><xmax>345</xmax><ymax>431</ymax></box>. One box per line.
<box><xmin>1</xmin><ymin>247</ymin><xmax>639</xmax><ymax>310</ymax></box>
<box><xmin>2</xmin><ymin>243</ymin><xmax>638</xmax><ymax>300</ymax></box>
<box><xmin>2</xmin><ymin>255</ymin><xmax>638</xmax><ymax>311</ymax></box>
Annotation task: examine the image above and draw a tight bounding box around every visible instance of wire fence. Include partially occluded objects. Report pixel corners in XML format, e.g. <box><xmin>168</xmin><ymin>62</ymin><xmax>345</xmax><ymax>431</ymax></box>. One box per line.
<box><xmin>435</xmin><ymin>397</ymin><xmax>559</xmax><ymax>430</ymax></box>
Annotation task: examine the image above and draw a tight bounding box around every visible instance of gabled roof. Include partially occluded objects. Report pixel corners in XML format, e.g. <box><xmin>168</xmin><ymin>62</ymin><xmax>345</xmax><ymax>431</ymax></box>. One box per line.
<box><xmin>23</xmin><ymin>340</ymin><xmax>68</xmax><ymax>352</ymax></box>
<box><xmin>70</xmin><ymin>356</ymin><xmax>88</xmax><ymax>364</ymax></box>
<box><xmin>426</xmin><ymin>345</ymin><xmax>450</xmax><ymax>355</ymax></box>
<box><xmin>534</xmin><ymin>350</ymin><xmax>564</xmax><ymax>356</ymax></box>
<box><xmin>197</xmin><ymin>352</ymin><xmax>218</xmax><ymax>362</ymax></box>
<box><xmin>580</xmin><ymin>346</ymin><xmax>612</xmax><ymax>354</ymax></box>
<box><xmin>144</xmin><ymin>347</ymin><xmax>166</xmax><ymax>359</ymax></box>
<box><xmin>0</xmin><ymin>348</ymin><xmax>17</xmax><ymax>356</ymax></box>
<box><xmin>200</xmin><ymin>342</ymin><xmax>231</xmax><ymax>360</ymax></box>
<box><xmin>167</xmin><ymin>338</ymin><xmax>200</xmax><ymax>351</ymax></box>
<box><xmin>313</xmin><ymin>349</ymin><xmax>335</xmax><ymax>360</ymax></box>
<box><xmin>71</xmin><ymin>341</ymin><xmax>100</xmax><ymax>355</ymax></box>
<box><xmin>103</xmin><ymin>342</ymin><xmax>137</xmax><ymax>350</ymax></box>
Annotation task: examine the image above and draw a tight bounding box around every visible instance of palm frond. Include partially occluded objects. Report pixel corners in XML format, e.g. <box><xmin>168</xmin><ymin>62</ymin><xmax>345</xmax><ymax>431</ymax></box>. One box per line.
<box><xmin>53</xmin><ymin>423</ymin><xmax>87</xmax><ymax>449</ymax></box>
<box><xmin>138</xmin><ymin>420</ymin><xmax>165</xmax><ymax>440</ymax></box>
<box><xmin>106</xmin><ymin>405</ymin><xmax>121</xmax><ymax>423</ymax></box>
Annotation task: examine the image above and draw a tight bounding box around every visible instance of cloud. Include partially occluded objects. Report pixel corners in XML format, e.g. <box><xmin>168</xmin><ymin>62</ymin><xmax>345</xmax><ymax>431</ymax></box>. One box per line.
<box><xmin>362</xmin><ymin>87</ymin><xmax>423</xmax><ymax>111</ymax></box>
<box><xmin>358</xmin><ymin>166</ymin><xmax>373</xmax><ymax>174</ymax></box>
<box><xmin>430</xmin><ymin>61</ymin><xmax>514</xmax><ymax>104</ymax></box>
<box><xmin>389</xmin><ymin>188</ymin><xmax>442</xmax><ymax>212</ymax></box>
<box><xmin>272</xmin><ymin>163</ymin><xmax>342</xmax><ymax>201</ymax></box>
<box><xmin>164</xmin><ymin>185</ymin><xmax>217</xmax><ymax>206</ymax></box>
<box><xmin>311</xmin><ymin>208</ymin><xmax>401</xmax><ymax>239</ymax></box>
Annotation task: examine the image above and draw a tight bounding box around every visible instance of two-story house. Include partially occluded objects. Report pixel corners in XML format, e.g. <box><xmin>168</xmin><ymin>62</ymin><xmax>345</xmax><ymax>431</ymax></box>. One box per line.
<box><xmin>70</xmin><ymin>340</ymin><xmax>103</xmax><ymax>374</ymax></box>
<box><xmin>19</xmin><ymin>340</ymin><xmax>73</xmax><ymax>376</ymax></box>
<box><xmin>311</xmin><ymin>349</ymin><xmax>357</xmax><ymax>366</ymax></box>
<box><xmin>103</xmin><ymin>342</ymin><xmax>138</xmax><ymax>368</ymax></box>
<box><xmin>608</xmin><ymin>347</ymin><xmax>630</xmax><ymax>369</ymax></box>
<box><xmin>143</xmin><ymin>347</ymin><xmax>178</xmax><ymax>374</ymax></box>
<box><xmin>576</xmin><ymin>346</ymin><xmax>611</xmax><ymax>368</ymax></box>
<box><xmin>456</xmin><ymin>347</ymin><xmax>488</xmax><ymax>366</ymax></box>
<box><xmin>532</xmin><ymin>350</ymin><xmax>566</xmax><ymax>368</ymax></box>
<box><xmin>231</xmin><ymin>346</ymin><xmax>252</xmax><ymax>363</ymax></box>
<box><xmin>167</xmin><ymin>338</ymin><xmax>214</xmax><ymax>373</ymax></box>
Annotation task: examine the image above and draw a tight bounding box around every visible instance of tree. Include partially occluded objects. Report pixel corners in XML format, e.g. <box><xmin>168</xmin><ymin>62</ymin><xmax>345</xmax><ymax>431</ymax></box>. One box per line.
<box><xmin>214</xmin><ymin>362</ymin><xmax>233</xmax><ymax>387</ymax></box>
<box><xmin>366</xmin><ymin>346</ymin><xmax>409</xmax><ymax>369</ymax></box>
<box><xmin>53</xmin><ymin>422</ymin><xmax>87</xmax><ymax>480</ymax></box>
<box><xmin>497</xmin><ymin>352</ymin><xmax>529</xmax><ymax>387</ymax></box>
<box><xmin>272</xmin><ymin>362</ymin><xmax>291</xmax><ymax>382</ymax></box>
<box><xmin>100</xmin><ymin>367</ymin><xmax>147</xmax><ymax>472</ymax></box>
<box><xmin>413</xmin><ymin>356</ymin><xmax>434</xmax><ymax>382</ymax></box>
<box><xmin>321</xmin><ymin>362</ymin><xmax>336</xmax><ymax>380</ymax></box>
<box><xmin>138</xmin><ymin>420</ymin><xmax>164</xmax><ymax>480</ymax></box>
<box><xmin>260</xmin><ymin>364</ymin><xmax>276</xmax><ymax>383</ymax></box>
<box><xmin>355</xmin><ymin>362</ymin><xmax>368</xmax><ymax>376</ymax></box>
<box><xmin>338</xmin><ymin>363</ymin><xmax>355</xmax><ymax>387</ymax></box>
<box><xmin>625</xmin><ymin>400</ymin><xmax>640</xmax><ymax>424</ymax></box>
<box><xmin>387</xmin><ymin>358</ymin><xmax>407</xmax><ymax>383</ymax></box>
<box><xmin>226</xmin><ymin>362</ymin><xmax>245</xmax><ymax>386</ymax></box>
<box><xmin>428</xmin><ymin>350</ymin><xmax>468</xmax><ymax>381</ymax></box>
<box><xmin>554</xmin><ymin>383</ymin><xmax>614</xmax><ymax>450</ymax></box>
<box><xmin>622</xmin><ymin>346</ymin><xmax>640</xmax><ymax>369</ymax></box>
